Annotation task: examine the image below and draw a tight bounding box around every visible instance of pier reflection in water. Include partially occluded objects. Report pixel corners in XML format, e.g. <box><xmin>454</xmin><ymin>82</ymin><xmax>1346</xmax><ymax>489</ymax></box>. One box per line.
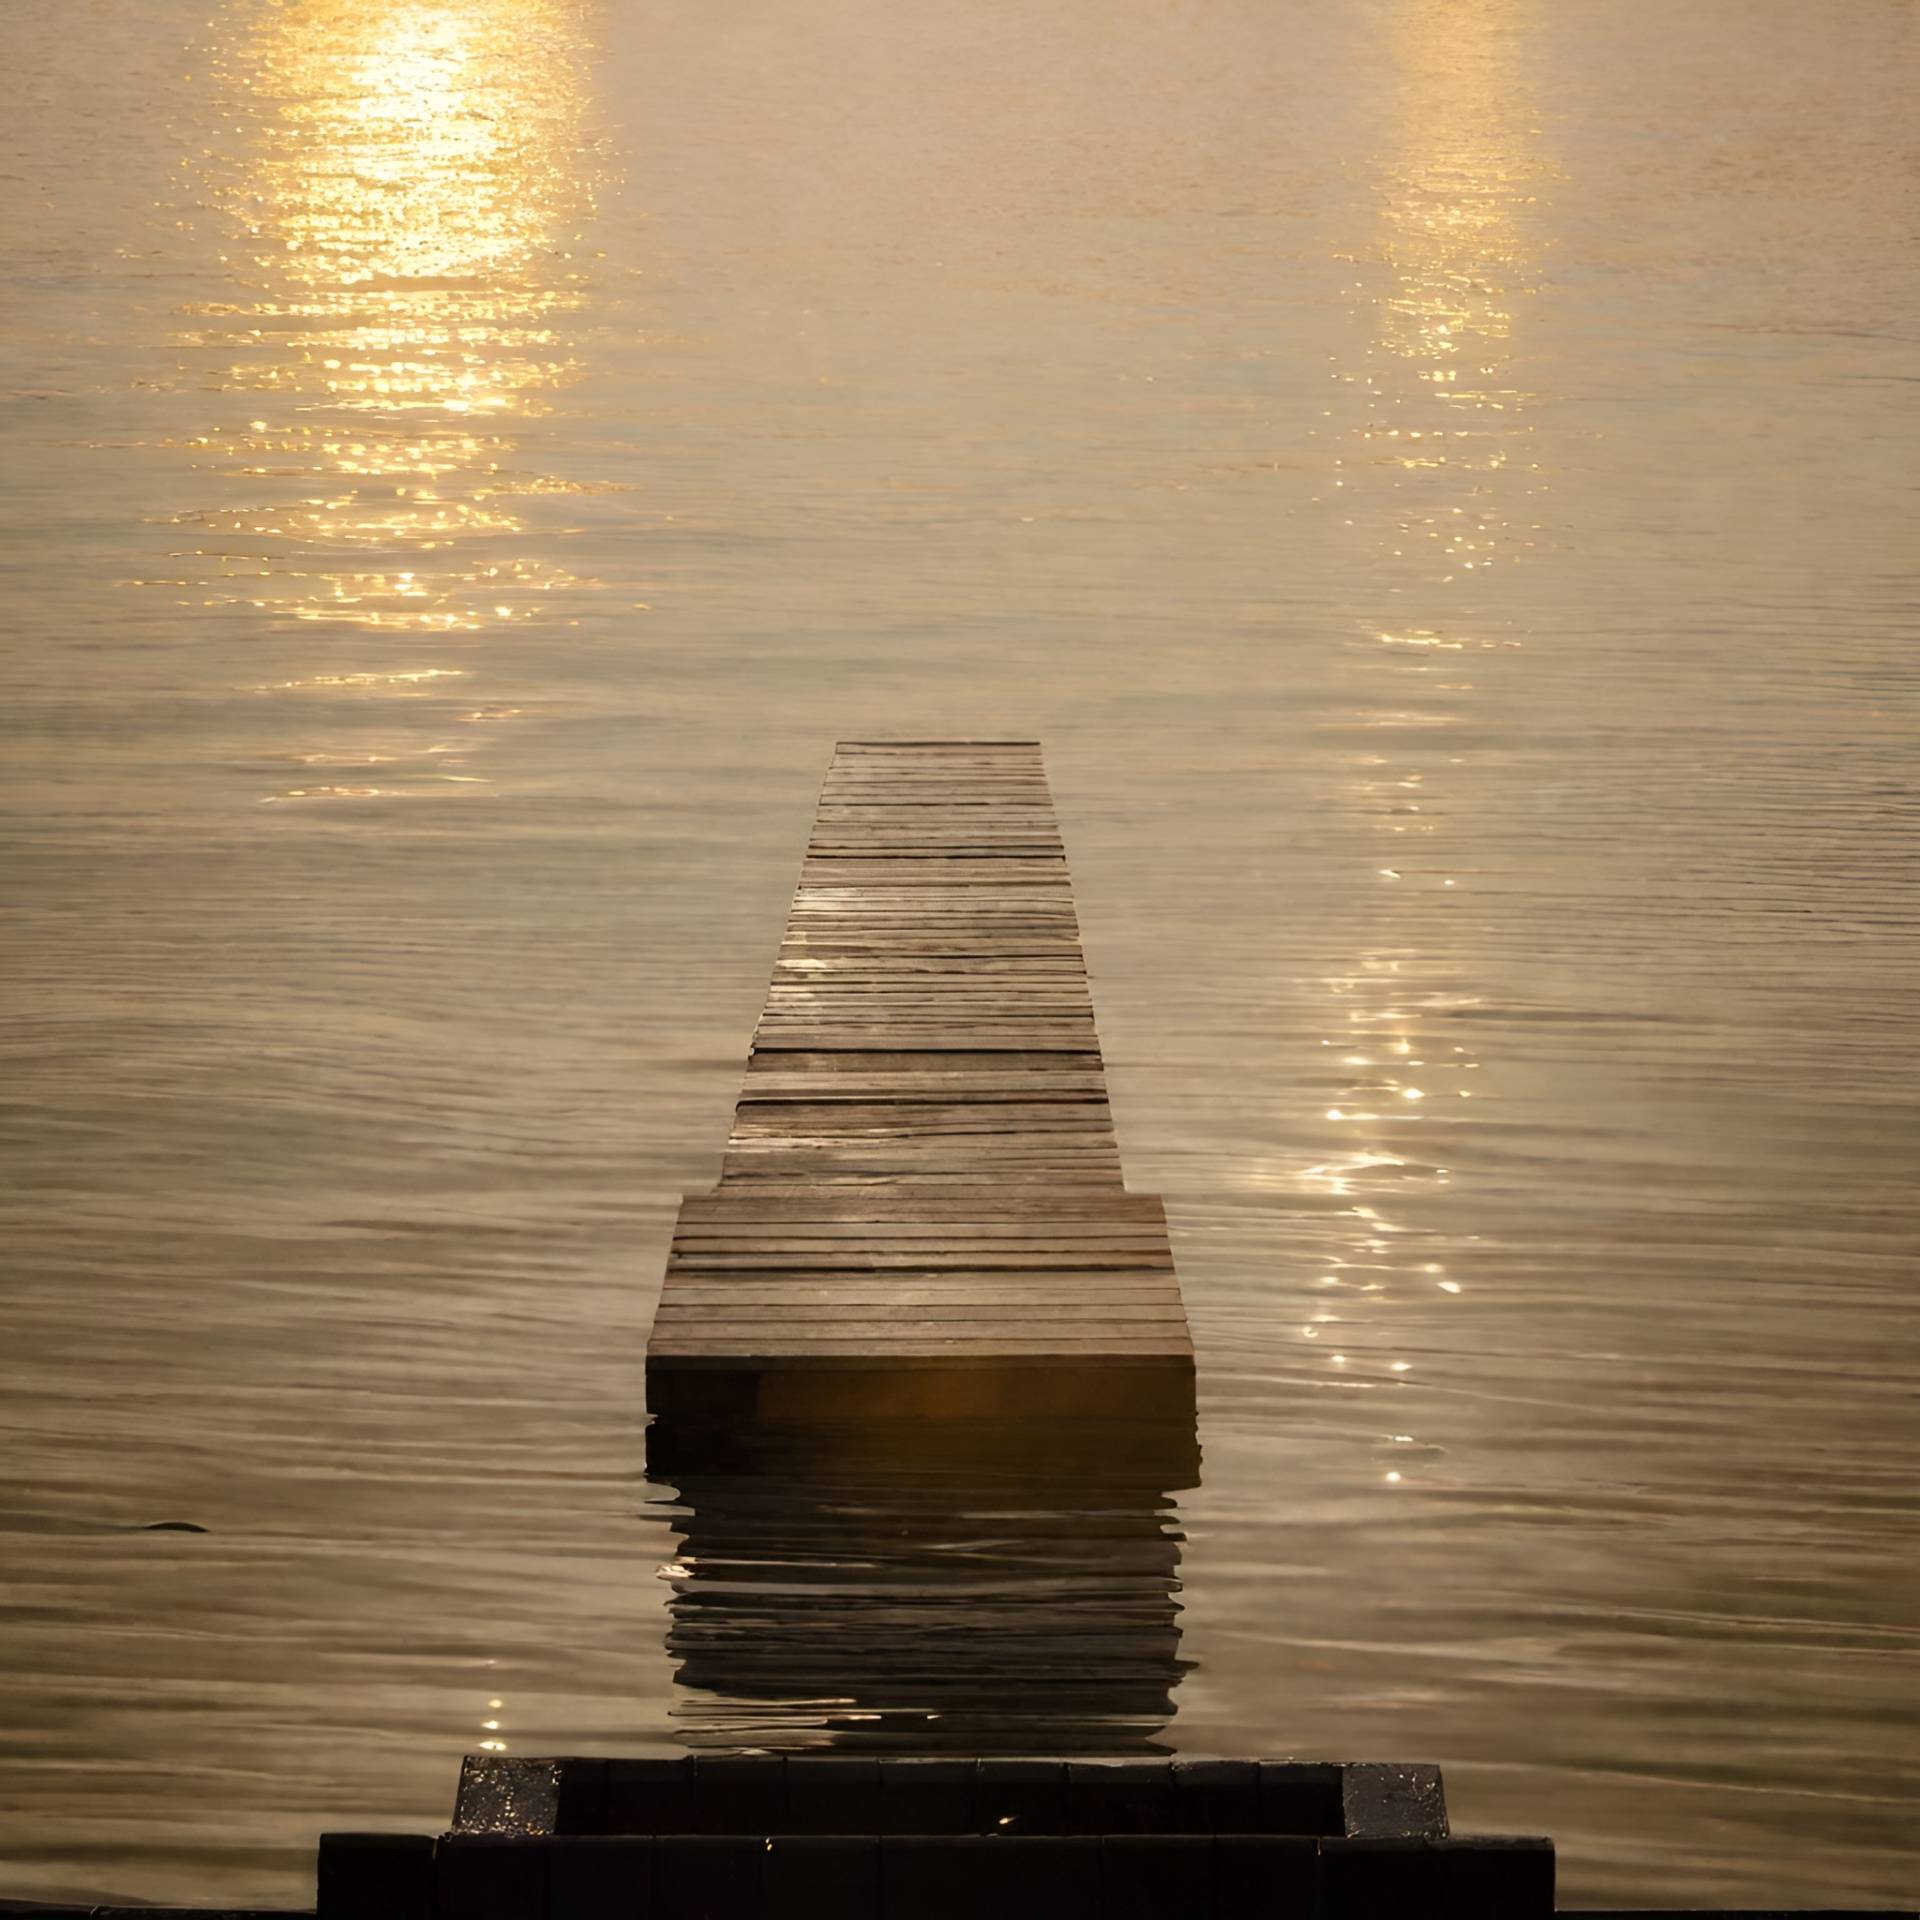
<box><xmin>647</xmin><ymin>1418</ymin><xmax>1200</xmax><ymax>1754</ymax></box>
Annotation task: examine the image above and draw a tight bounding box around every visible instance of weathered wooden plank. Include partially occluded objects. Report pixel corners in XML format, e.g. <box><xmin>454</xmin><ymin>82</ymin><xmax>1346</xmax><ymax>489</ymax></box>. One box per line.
<box><xmin>748</xmin><ymin>1036</ymin><xmax>1104</xmax><ymax>1053</ymax></box>
<box><xmin>671</xmin><ymin>1219</ymin><xmax>1163</xmax><ymax>1233</ymax></box>
<box><xmin>659</xmin><ymin>1283</ymin><xmax>1187</xmax><ymax>1301</ymax></box>
<box><xmin>754</xmin><ymin>1023</ymin><xmax>1100</xmax><ymax>1041</ymax></box>
<box><xmin>654</xmin><ymin>1293</ymin><xmax>1189</xmax><ymax>1315</ymax></box>
<box><xmin>739</xmin><ymin>1087</ymin><xmax>1115</xmax><ymax>1107</ymax></box>
<box><xmin>650</xmin><ymin>1338</ymin><xmax>1193</xmax><ymax>1356</ymax></box>
<box><xmin>728</xmin><ymin>1103</ymin><xmax>1117</xmax><ymax>1123</ymax></box>
<box><xmin>671</xmin><ymin>1227</ymin><xmax>1164</xmax><ymax>1245</ymax></box>
<box><xmin>739</xmin><ymin>1085</ymin><xmax>1103</xmax><ymax>1099</ymax></box>
<box><xmin>727</xmin><ymin>1132</ymin><xmax>1122</xmax><ymax>1152</ymax></box>
<box><xmin>716</xmin><ymin>1142</ymin><xmax>1125</xmax><ymax>1163</ymax></box>
<box><xmin>717</xmin><ymin>1160</ymin><xmax>1128</xmax><ymax>1182</ymax></box>
<box><xmin>727</xmin><ymin>1122</ymin><xmax>1119</xmax><ymax>1138</ymax></box>
<box><xmin>719</xmin><ymin>1144</ymin><xmax>1127</xmax><ymax>1166</ymax></box>
<box><xmin>764</xmin><ymin>975</ymin><xmax>1094</xmax><ymax>989</ymax></box>
<box><xmin>645</xmin><ymin>740</ymin><xmax>1192</xmax><ymax>1421</ymax></box>
<box><xmin>710</xmin><ymin>1159</ymin><xmax>1121</xmax><ymax>1175</ymax></box>
<box><xmin>756</xmin><ymin>1000</ymin><xmax>1096</xmax><ymax>1013</ymax></box>
<box><xmin>669</xmin><ymin>1252</ymin><xmax>1170</xmax><ymax>1268</ymax></box>
<box><xmin>673</xmin><ymin>1194</ymin><xmax>1168</xmax><ymax>1222</ymax></box>
<box><xmin>741</xmin><ymin>1056</ymin><xmax>1108</xmax><ymax>1073</ymax></box>
<box><xmin>666</xmin><ymin>1251</ymin><xmax>1174</xmax><ymax>1275</ymax></box>
<box><xmin>752</xmin><ymin>1014</ymin><xmax>1100</xmax><ymax>1031</ymax></box>
<box><xmin>770</xmin><ymin>961</ymin><xmax>1089</xmax><ymax>974</ymax></box>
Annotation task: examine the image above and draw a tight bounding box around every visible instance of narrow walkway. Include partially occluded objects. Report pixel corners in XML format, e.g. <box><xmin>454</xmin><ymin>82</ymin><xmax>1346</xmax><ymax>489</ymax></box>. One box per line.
<box><xmin>645</xmin><ymin>741</ymin><xmax>1193</xmax><ymax>1420</ymax></box>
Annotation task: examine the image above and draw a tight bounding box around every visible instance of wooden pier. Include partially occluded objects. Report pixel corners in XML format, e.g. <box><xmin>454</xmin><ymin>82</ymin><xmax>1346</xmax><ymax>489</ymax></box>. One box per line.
<box><xmin>645</xmin><ymin>741</ymin><xmax>1194</xmax><ymax>1423</ymax></box>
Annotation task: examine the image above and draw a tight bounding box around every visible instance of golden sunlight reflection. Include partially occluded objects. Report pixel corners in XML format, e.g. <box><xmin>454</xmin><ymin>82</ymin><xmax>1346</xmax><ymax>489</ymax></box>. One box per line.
<box><xmin>156</xmin><ymin>0</ymin><xmax>617</xmax><ymax>799</ymax></box>
<box><xmin>476</xmin><ymin>1693</ymin><xmax>507</xmax><ymax>1751</ymax></box>
<box><xmin>1301</xmin><ymin>0</ymin><xmax>1551</xmax><ymax>1428</ymax></box>
<box><xmin>185</xmin><ymin>0</ymin><xmax>605</xmax><ymax>631</ymax></box>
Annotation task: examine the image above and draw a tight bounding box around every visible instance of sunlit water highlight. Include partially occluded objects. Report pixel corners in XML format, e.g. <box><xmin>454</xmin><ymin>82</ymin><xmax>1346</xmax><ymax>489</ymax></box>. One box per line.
<box><xmin>1</xmin><ymin>0</ymin><xmax>1916</xmax><ymax>1907</ymax></box>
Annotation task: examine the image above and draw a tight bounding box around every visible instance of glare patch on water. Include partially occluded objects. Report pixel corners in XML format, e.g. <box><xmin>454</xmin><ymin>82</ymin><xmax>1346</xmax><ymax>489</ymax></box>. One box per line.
<box><xmin>145</xmin><ymin>0</ymin><xmax>623</xmax><ymax>802</ymax></box>
<box><xmin>176</xmin><ymin>0</ymin><xmax>603</xmax><ymax>632</ymax></box>
<box><xmin>1288</xmin><ymin>0</ymin><xmax>1556</xmax><ymax>1414</ymax></box>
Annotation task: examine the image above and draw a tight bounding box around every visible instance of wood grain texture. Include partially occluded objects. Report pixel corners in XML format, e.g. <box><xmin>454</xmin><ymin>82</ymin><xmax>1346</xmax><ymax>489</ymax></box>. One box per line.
<box><xmin>644</xmin><ymin>741</ymin><xmax>1193</xmax><ymax>1417</ymax></box>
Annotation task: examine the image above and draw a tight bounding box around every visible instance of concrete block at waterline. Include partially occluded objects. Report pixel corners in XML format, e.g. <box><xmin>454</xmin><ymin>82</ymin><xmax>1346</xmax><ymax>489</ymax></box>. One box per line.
<box><xmin>1320</xmin><ymin>1836</ymin><xmax>1445</xmax><ymax>1917</ymax></box>
<box><xmin>317</xmin><ymin>1832</ymin><xmax>436</xmax><ymax>1920</ymax></box>
<box><xmin>875</xmin><ymin>1758</ymin><xmax>977</xmax><ymax>1835</ymax></box>
<box><xmin>1169</xmin><ymin>1758</ymin><xmax>1259</xmax><ymax>1833</ymax></box>
<box><xmin>1099</xmin><ymin>1834</ymin><xmax>1215</xmax><ymax>1919</ymax></box>
<box><xmin>1211</xmin><ymin>1835</ymin><xmax>1319</xmax><ymax>1917</ymax></box>
<box><xmin>1341</xmin><ymin>1761</ymin><xmax>1449</xmax><ymax>1838</ymax></box>
<box><xmin>972</xmin><ymin>1759</ymin><xmax>1068</xmax><ymax>1836</ymax></box>
<box><xmin>1321</xmin><ymin>1833</ymin><xmax>1554</xmax><ymax>1918</ymax></box>
<box><xmin>433</xmin><ymin>1827</ymin><xmax>552</xmax><ymax>1920</ymax></box>
<box><xmin>435</xmin><ymin>1834</ymin><xmax>549</xmax><ymax>1919</ymax></box>
<box><xmin>1253</xmin><ymin>1762</ymin><xmax>1345</xmax><ymax>1836</ymax></box>
<box><xmin>653</xmin><ymin>1836</ymin><xmax>762</xmax><ymax>1920</ymax></box>
<box><xmin>1063</xmin><ymin>1759</ymin><xmax>1174</xmax><ymax>1834</ymax></box>
<box><xmin>782</xmin><ymin>1758</ymin><xmax>881</xmax><ymax>1835</ymax></box>
<box><xmin>691</xmin><ymin>1756</ymin><xmax>788</xmax><ymax>1836</ymax></box>
<box><xmin>551</xmin><ymin>1760</ymin><xmax>610</xmax><ymax>1835</ymax></box>
<box><xmin>598</xmin><ymin>1760</ymin><xmax>692</xmax><ymax>1836</ymax></box>
<box><xmin>764</xmin><ymin>1836</ymin><xmax>881</xmax><ymax>1915</ymax></box>
<box><xmin>879</xmin><ymin>1836</ymin><xmax>1101</xmax><ymax>1920</ymax></box>
<box><xmin>1433</xmin><ymin>1836</ymin><xmax>1555</xmax><ymax>1916</ymax></box>
<box><xmin>547</xmin><ymin>1836</ymin><xmax>654</xmax><ymax>1918</ymax></box>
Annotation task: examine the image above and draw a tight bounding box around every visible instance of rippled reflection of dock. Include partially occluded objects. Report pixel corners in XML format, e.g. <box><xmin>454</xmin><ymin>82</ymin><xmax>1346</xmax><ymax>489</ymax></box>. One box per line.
<box><xmin>647</xmin><ymin>1416</ymin><xmax>1198</xmax><ymax>1753</ymax></box>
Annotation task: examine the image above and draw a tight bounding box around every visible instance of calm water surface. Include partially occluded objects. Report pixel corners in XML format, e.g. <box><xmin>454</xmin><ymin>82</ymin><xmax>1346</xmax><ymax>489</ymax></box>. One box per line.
<box><xmin>2</xmin><ymin>0</ymin><xmax>1916</xmax><ymax>1906</ymax></box>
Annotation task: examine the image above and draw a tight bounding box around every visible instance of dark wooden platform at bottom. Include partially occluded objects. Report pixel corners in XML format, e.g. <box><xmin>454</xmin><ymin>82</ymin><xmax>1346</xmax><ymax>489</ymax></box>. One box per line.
<box><xmin>6</xmin><ymin>1766</ymin><xmax>1912</xmax><ymax>1920</ymax></box>
<box><xmin>302</xmin><ymin>1753</ymin><xmax>1543</xmax><ymax>1917</ymax></box>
